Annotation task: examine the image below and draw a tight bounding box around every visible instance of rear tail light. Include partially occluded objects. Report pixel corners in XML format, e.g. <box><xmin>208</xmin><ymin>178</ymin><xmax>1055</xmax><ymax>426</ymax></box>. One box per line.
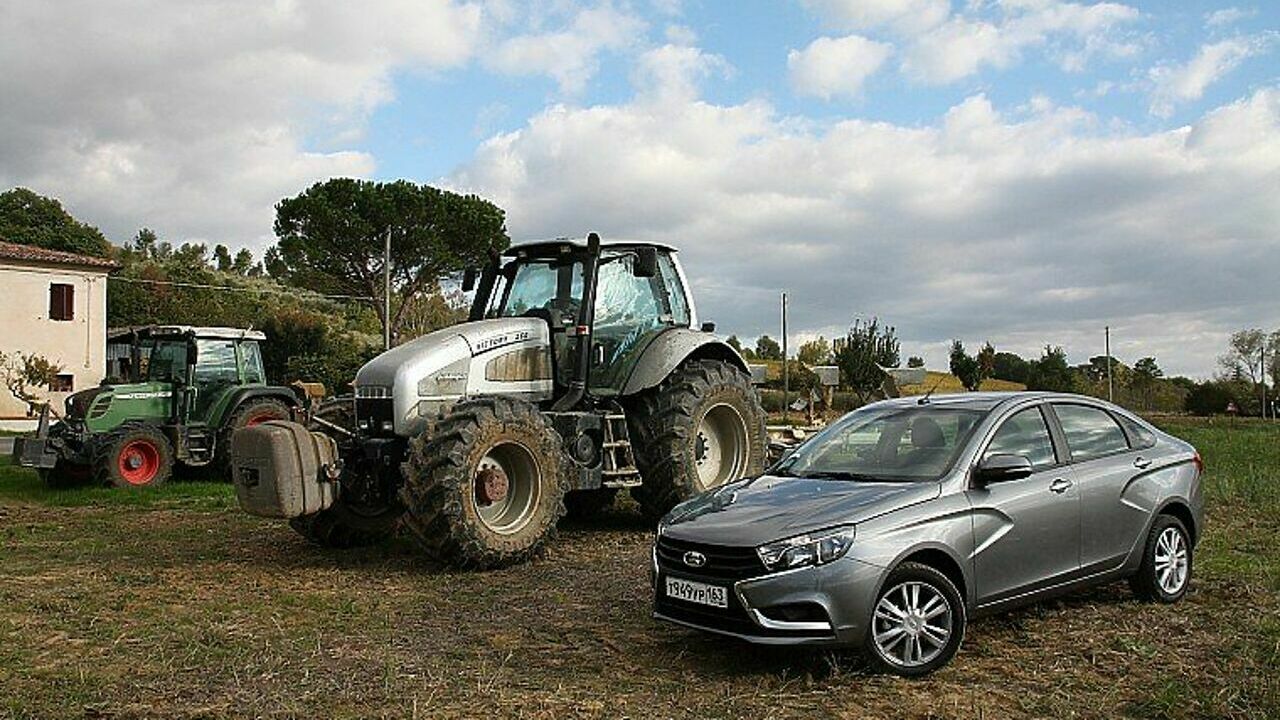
<box><xmin>1192</xmin><ymin>451</ymin><xmax>1204</xmax><ymax>476</ymax></box>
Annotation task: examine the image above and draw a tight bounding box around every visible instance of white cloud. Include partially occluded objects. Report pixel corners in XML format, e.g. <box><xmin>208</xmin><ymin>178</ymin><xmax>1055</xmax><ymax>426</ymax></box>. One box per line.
<box><xmin>899</xmin><ymin>1</ymin><xmax>1141</xmax><ymax>84</ymax></box>
<box><xmin>801</xmin><ymin>0</ymin><xmax>951</xmax><ymax>36</ymax></box>
<box><xmin>0</xmin><ymin>0</ymin><xmax>483</xmax><ymax>248</ymax></box>
<box><xmin>632</xmin><ymin>45</ymin><xmax>733</xmax><ymax>104</ymax></box>
<box><xmin>452</xmin><ymin>78</ymin><xmax>1280</xmax><ymax>377</ymax></box>
<box><xmin>486</xmin><ymin>4</ymin><xmax>646</xmax><ymax>94</ymax></box>
<box><xmin>1149</xmin><ymin>36</ymin><xmax>1272</xmax><ymax>117</ymax></box>
<box><xmin>1205</xmin><ymin>7</ymin><xmax>1256</xmax><ymax>28</ymax></box>
<box><xmin>788</xmin><ymin>35</ymin><xmax>895</xmax><ymax>100</ymax></box>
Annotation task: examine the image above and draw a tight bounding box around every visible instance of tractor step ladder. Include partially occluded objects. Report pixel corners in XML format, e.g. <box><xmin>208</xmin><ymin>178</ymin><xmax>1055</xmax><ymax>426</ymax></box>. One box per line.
<box><xmin>601</xmin><ymin>413</ymin><xmax>641</xmax><ymax>488</ymax></box>
<box><xmin>182</xmin><ymin>423</ymin><xmax>214</xmax><ymax>464</ymax></box>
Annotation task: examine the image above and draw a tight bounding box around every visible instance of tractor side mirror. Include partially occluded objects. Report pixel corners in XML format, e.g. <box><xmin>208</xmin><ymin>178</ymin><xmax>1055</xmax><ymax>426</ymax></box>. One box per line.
<box><xmin>462</xmin><ymin>268</ymin><xmax>477</xmax><ymax>292</ymax></box>
<box><xmin>633</xmin><ymin>247</ymin><xmax>659</xmax><ymax>278</ymax></box>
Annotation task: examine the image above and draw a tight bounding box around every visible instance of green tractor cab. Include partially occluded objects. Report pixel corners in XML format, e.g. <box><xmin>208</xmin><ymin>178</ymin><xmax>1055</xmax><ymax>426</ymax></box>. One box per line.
<box><xmin>12</xmin><ymin>326</ymin><xmax>303</xmax><ymax>488</ymax></box>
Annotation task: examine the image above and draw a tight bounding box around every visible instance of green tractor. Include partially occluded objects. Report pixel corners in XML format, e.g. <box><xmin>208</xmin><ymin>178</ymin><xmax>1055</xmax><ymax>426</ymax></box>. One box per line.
<box><xmin>12</xmin><ymin>326</ymin><xmax>303</xmax><ymax>488</ymax></box>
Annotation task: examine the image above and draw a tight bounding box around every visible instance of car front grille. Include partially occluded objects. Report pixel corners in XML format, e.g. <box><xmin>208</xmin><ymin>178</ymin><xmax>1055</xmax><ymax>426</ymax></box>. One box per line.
<box><xmin>655</xmin><ymin>535</ymin><xmax>766</xmax><ymax>580</ymax></box>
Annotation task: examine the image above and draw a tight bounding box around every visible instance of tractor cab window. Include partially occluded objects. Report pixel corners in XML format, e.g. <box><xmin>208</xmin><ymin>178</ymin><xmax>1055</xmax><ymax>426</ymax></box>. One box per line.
<box><xmin>499</xmin><ymin>258</ymin><xmax>584</xmax><ymax>323</ymax></box>
<box><xmin>144</xmin><ymin>340</ymin><xmax>188</xmax><ymax>383</ymax></box>
<box><xmin>240</xmin><ymin>341</ymin><xmax>266</xmax><ymax>385</ymax></box>
<box><xmin>192</xmin><ymin>339</ymin><xmax>240</xmax><ymax>420</ymax></box>
<box><xmin>590</xmin><ymin>250</ymin><xmax>688</xmax><ymax>393</ymax></box>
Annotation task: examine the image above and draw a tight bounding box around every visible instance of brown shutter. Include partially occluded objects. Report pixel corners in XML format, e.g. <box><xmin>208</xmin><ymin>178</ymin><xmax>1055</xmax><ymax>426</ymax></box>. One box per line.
<box><xmin>49</xmin><ymin>284</ymin><xmax>75</xmax><ymax>321</ymax></box>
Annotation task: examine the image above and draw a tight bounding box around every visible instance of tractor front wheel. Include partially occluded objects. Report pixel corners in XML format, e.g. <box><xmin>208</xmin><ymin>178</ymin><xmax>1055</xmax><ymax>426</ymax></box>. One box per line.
<box><xmin>628</xmin><ymin>359</ymin><xmax>767</xmax><ymax>522</ymax></box>
<box><xmin>399</xmin><ymin>397</ymin><xmax>568</xmax><ymax>569</ymax></box>
<box><xmin>94</xmin><ymin>424</ymin><xmax>175</xmax><ymax>489</ymax></box>
<box><xmin>39</xmin><ymin>459</ymin><xmax>92</xmax><ymax>488</ymax></box>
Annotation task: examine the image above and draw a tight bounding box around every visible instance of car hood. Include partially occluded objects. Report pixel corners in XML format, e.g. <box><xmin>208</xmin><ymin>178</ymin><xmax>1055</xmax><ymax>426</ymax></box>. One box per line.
<box><xmin>660</xmin><ymin>475</ymin><xmax>940</xmax><ymax>547</ymax></box>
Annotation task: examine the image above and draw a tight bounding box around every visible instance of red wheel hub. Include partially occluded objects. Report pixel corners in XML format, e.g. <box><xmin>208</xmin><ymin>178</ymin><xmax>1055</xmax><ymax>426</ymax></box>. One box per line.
<box><xmin>475</xmin><ymin>466</ymin><xmax>509</xmax><ymax>506</ymax></box>
<box><xmin>118</xmin><ymin>440</ymin><xmax>161</xmax><ymax>485</ymax></box>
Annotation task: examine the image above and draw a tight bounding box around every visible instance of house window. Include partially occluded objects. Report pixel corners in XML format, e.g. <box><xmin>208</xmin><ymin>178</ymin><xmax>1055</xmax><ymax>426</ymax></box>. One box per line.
<box><xmin>50</xmin><ymin>374</ymin><xmax>74</xmax><ymax>392</ymax></box>
<box><xmin>49</xmin><ymin>283</ymin><xmax>75</xmax><ymax>321</ymax></box>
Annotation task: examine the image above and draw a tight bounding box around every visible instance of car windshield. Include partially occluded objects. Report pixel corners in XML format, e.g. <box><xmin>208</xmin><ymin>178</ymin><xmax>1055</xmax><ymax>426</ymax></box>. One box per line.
<box><xmin>773</xmin><ymin>404</ymin><xmax>989</xmax><ymax>482</ymax></box>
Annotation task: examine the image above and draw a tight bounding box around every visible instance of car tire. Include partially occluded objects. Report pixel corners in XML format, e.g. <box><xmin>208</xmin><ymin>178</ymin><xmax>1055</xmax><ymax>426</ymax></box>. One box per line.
<box><xmin>864</xmin><ymin>562</ymin><xmax>966</xmax><ymax>677</ymax></box>
<box><xmin>1129</xmin><ymin>514</ymin><xmax>1192</xmax><ymax>603</ymax></box>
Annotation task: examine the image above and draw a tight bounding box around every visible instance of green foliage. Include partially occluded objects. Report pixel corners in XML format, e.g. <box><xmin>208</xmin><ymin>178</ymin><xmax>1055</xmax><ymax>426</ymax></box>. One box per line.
<box><xmin>907</xmin><ymin>356</ymin><xmax>925</xmax><ymax>368</ymax></box>
<box><xmin>754</xmin><ymin>335</ymin><xmax>782</xmax><ymax>361</ymax></box>
<box><xmin>991</xmin><ymin>351</ymin><xmax>1030</xmax><ymax>384</ymax></box>
<box><xmin>797</xmin><ymin>336</ymin><xmax>832</xmax><ymax>366</ymax></box>
<box><xmin>725</xmin><ymin>335</ymin><xmax>743</xmax><ymax>352</ymax></box>
<box><xmin>1026</xmin><ymin>345</ymin><xmax>1076</xmax><ymax>392</ymax></box>
<box><xmin>272</xmin><ymin>179</ymin><xmax>509</xmax><ymax>343</ymax></box>
<box><xmin>835</xmin><ymin>317</ymin><xmax>900</xmax><ymax>403</ymax></box>
<box><xmin>0</xmin><ymin>187</ymin><xmax>111</xmax><ymax>257</ymax></box>
<box><xmin>0</xmin><ymin>351</ymin><xmax>64</xmax><ymax>416</ymax></box>
<box><xmin>948</xmin><ymin>340</ymin><xmax>984</xmax><ymax>391</ymax></box>
<box><xmin>1185</xmin><ymin>380</ymin><xmax>1240</xmax><ymax>416</ymax></box>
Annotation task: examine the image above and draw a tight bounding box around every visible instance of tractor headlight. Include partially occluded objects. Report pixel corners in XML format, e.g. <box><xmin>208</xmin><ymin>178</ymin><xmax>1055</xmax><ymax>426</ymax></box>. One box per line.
<box><xmin>756</xmin><ymin>526</ymin><xmax>856</xmax><ymax>572</ymax></box>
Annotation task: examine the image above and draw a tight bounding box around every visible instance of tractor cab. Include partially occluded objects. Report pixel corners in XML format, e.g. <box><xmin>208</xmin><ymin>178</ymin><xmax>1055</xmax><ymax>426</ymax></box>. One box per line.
<box><xmin>469</xmin><ymin>238</ymin><xmax>697</xmax><ymax>397</ymax></box>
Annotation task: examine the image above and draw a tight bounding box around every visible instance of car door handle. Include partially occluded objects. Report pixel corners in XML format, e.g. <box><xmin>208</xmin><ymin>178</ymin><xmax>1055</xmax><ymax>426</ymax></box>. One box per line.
<box><xmin>1049</xmin><ymin>478</ymin><xmax>1073</xmax><ymax>494</ymax></box>
<box><xmin>1134</xmin><ymin>457</ymin><xmax>1152</xmax><ymax>469</ymax></box>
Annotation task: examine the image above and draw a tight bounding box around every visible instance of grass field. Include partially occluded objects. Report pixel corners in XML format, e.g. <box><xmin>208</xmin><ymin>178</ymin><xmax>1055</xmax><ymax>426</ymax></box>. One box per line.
<box><xmin>1</xmin><ymin>418</ymin><xmax>1277</xmax><ymax>719</ymax></box>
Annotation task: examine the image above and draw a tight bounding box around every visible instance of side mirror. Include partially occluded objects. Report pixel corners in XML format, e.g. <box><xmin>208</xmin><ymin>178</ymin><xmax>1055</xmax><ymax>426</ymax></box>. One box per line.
<box><xmin>633</xmin><ymin>247</ymin><xmax>658</xmax><ymax>278</ymax></box>
<box><xmin>974</xmin><ymin>453</ymin><xmax>1034</xmax><ymax>485</ymax></box>
<box><xmin>462</xmin><ymin>268</ymin><xmax>477</xmax><ymax>292</ymax></box>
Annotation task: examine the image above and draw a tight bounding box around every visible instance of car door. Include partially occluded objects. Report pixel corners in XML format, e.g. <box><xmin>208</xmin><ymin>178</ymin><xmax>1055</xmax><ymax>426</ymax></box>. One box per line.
<box><xmin>967</xmin><ymin>404</ymin><xmax>1080</xmax><ymax>605</ymax></box>
<box><xmin>1049</xmin><ymin>403</ymin><xmax>1149</xmax><ymax>574</ymax></box>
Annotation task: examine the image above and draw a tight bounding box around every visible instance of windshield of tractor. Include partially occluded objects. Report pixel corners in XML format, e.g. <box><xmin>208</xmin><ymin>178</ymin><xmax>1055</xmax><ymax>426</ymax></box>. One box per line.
<box><xmin>144</xmin><ymin>339</ymin><xmax>188</xmax><ymax>382</ymax></box>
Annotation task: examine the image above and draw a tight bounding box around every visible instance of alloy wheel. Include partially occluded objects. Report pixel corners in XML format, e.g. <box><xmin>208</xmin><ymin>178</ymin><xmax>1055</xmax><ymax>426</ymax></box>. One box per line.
<box><xmin>1154</xmin><ymin>526</ymin><xmax>1189</xmax><ymax>595</ymax></box>
<box><xmin>872</xmin><ymin>581</ymin><xmax>954</xmax><ymax>668</ymax></box>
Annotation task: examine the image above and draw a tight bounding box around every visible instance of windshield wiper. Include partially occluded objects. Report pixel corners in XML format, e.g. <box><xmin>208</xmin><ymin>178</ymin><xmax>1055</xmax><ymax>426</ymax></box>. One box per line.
<box><xmin>795</xmin><ymin>470</ymin><xmax>881</xmax><ymax>482</ymax></box>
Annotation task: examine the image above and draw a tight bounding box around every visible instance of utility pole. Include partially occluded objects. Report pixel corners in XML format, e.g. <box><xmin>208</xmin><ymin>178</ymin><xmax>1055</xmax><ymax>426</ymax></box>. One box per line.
<box><xmin>781</xmin><ymin>292</ymin><xmax>789</xmax><ymax>423</ymax></box>
<box><xmin>383</xmin><ymin>228</ymin><xmax>392</xmax><ymax>351</ymax></box>
<box><xmin>1105</xmin><ymin>326</ymin><xmax>1113</xmax><ymax>403</ymax></box>
<box><xmin>1262</xmin><ymin>344</ymin><xmax>1268</xmax><ymax>421</ymax></box>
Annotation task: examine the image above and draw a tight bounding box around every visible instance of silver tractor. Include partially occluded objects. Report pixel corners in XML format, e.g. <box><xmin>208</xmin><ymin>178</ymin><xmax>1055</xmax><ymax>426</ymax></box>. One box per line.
<box><xmin>231</xmin><ymin>234</ymin><xmax>767</xmax><ymax>568</ymax></box>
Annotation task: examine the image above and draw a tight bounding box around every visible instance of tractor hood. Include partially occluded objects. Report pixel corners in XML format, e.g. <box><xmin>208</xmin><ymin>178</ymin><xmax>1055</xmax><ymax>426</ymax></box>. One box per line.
<box><xmin>64</xmin><ymin>386</ymin><xmax>109</xmax><ymax>420</ymax></box>
<box><xmin>354</xmin><ymin>317</ymin><xmax>553</xmax><ymax>437</ymax></box>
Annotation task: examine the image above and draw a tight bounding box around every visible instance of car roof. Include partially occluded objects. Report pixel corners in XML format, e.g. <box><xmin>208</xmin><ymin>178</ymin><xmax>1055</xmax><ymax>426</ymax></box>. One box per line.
<box><xmin>504</xmin><ymin>237</ymin><xmax>678</xmax><ymax>257</ymax></box>
<box><xmin>873</xmin><ymin>391</ymin><xmax>1131</xmax><ymax>413</ymax></box>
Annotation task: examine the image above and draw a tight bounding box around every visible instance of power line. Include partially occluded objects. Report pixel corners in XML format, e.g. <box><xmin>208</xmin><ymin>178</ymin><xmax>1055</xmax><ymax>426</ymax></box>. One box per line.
<box><xmin>108</xmin><ymin>275</ymin><xmax>373</xmax><ymax>302</ymax></box>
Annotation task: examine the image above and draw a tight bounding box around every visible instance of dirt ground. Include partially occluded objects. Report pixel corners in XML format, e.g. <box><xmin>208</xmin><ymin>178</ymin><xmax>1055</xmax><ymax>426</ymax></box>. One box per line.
<box><xmin>1</xmin><ymin>418</ymin><xmax>1277</xmax><ymax>719</ymax></box>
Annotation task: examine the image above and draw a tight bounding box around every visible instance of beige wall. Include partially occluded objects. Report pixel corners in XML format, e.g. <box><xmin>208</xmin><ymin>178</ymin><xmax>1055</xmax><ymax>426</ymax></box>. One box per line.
<box><xmin>0</xmin><ymin>259</ymin><xmax>108</xmax><ymax>429</ymax></box>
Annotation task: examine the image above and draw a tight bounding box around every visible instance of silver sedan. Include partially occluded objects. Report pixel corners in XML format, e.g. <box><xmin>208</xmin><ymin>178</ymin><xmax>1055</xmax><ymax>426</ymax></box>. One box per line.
<box><xmin>652</xmin><ymin>392</ymin><xmax>1203</xmax><ymax>676</ymax></box>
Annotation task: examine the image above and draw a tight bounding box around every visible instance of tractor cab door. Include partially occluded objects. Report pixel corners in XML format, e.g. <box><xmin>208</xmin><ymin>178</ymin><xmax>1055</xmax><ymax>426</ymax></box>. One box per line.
<box><xmin>189</xmin><ymin>338</ymin><xmax>241</xmax><ymax>424</ymax></box>
<box><xmin>495</xmin><ymin>257</ymin><xmax>585</xmax><ymax>389</ymax></box>
<box><xmin>588</xmin><ymin>250</ymin><xmax>691</xmax><ymax>394</ymax></box>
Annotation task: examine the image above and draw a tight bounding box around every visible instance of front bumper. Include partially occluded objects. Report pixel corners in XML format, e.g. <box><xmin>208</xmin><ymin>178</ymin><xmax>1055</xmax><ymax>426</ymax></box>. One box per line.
<box><xmin>11</xmin><ymin>436</ymin><xmax>59</xmax><ymax>469</ymax></box>
<box><xmin>651</xmin><ymin>539</ymin><xmax>884</xmax><ymax>647</ymax></box>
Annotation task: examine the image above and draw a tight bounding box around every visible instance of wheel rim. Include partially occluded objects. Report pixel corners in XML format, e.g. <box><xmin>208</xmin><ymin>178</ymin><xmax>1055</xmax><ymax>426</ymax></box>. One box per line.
<box><xmin>118</xmin><ymin>440</ymin><xmax>161</xmax><ymax>486</ymax></box>
<box><xmin>245</xmin><ymin>413</ymin><xmax>277</xmax><ymax>427</ymax></box>
<box><xmin>1155</xmin><ymin>526</ymin><xmax>1189</xmax><ymax>594</ymax></box>
<box><xmin>872</xmin><ymin>581</ymin><xmax>953</xmax><ymax>668</ymax></box>
<box><xmin>474</xmin><ymin>441</ymin><xmax>541</xmax><ymax>535</ymax></box>
<box><xmin>694</xmin><ymin>402</ymin><xmax>749</xmax><ymax>490</ymax></box>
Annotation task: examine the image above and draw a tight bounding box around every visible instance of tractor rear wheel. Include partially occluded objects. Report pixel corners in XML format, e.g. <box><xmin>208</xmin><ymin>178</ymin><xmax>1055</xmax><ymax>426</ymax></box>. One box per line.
<box><xmin>628</xmin><ymin>359</ymin><xmax>767</xmax><ymax>522</ymax></box>
<box><xmin>289</xmin><ymin>397</ymin><xmax>403</xmax><ymax>548</ymax></box>
<box><xmin>399</xmin><ymin>397</ymin><xmax>568</xmax><ymax>569</ymax></box>
<box><xmin>94</xmin><ymin>423</ymin><xmax>175</xmax><ymax>489</ymax></box>
<box><xmin>216</xmin><ymin>397</ymin><xmax>292</xmax><ymax>478</ymax></box>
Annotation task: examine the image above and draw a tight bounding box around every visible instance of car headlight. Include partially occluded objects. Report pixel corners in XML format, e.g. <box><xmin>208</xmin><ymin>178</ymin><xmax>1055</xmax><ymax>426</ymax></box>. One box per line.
<box><xmin>756</xmin><ymin>526</ymin><xmax>856</xmax><ymax>572</ymax></box>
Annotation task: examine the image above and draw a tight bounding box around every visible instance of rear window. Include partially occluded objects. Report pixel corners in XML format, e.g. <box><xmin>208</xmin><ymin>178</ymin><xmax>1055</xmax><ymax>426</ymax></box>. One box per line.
<box><xmin>1053</xmin><ymin>404</ymin><xmax>1129</xmax><ymax>462</ymax></box>
<box><xmin>1118</xmin><ymin>414</ymin><xmax>1157</xmax><ymax>449</ymax></box>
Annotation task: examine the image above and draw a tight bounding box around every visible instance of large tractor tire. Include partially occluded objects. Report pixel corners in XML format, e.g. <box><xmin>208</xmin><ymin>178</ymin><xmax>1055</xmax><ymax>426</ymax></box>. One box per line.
<box><xmin>289</xmin><ymin>398</ymin><xmax>402</xmax><ymax>549</ymax></box>
<box><xmin>399</xmin><ymin>397</ymin><xmax>568</xmax><ymax>569</ymax></box>
<box><xmin>215</xmin><ymin>397</ymin><xmax>292</xmax><ymax>478</ymax></box>
<box><xmin>93</xmin><ymin>423</ymin><xmax>175</xmax><ymax>489</ymax></box>
<box><xmin>628</xmin><ymin>359</ymin><xmax>767</xmax><ymax>522</ymax></box>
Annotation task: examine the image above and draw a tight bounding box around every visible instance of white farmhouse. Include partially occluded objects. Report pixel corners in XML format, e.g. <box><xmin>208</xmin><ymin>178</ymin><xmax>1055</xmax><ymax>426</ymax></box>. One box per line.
<box><xmin>0</xmin><ymin>240</ymin><xmax>119</xmax><ymax>430</ymax></box>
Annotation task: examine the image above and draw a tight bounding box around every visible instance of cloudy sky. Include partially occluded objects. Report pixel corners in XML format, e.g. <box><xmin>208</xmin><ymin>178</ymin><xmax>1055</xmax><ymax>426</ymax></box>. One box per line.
<box><xmin>2</xmin><ymin>1</ymin><xmax>1277</xmax><ymax>377</ymax></box>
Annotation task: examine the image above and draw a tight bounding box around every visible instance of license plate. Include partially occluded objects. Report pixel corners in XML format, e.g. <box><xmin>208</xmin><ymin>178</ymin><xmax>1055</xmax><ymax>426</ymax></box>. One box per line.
<box><xmin>665</xmin><ymin>576</ymin><xmax>728</xmax><ymax>609</ymax></box>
